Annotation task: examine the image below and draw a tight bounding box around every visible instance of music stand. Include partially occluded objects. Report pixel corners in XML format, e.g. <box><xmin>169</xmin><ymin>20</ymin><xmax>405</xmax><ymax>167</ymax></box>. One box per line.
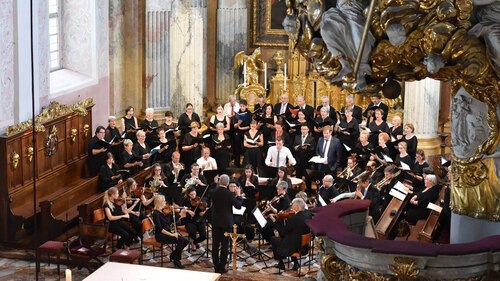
<box><xmin>203</xmin><ymin>170</ymin><xmax>219</xmax><ymax>185</ymax></box>
<box><xmin>333</xmin><ymin>176</ymin><xmax>357</xmax><ymax>193</ymax></box>
<box><xmin>240</xmin><ymin>207</ymin><xmax>272</xmax><ymax>268</ymax></box>
<box><xmin>306</xmin><ymin>169</ymin><xmax>325</xmax><ymax>192</ymax></box>
<box><xmin>257</xmin><ymin>166</ymin><xmax>278</xmax><ymax>179</ymax></box>
<box><xmin>223</xmin><ymin>167</ymin><xmax>245</xmax><ymax>179</ymax></box>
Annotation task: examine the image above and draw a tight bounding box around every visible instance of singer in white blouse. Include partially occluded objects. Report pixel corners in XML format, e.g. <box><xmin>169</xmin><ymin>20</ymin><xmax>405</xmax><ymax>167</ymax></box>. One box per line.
<box><xmin>265</xmin><ymin>137</ymin><xmax>296</xmax><ymax>168</ymax></box>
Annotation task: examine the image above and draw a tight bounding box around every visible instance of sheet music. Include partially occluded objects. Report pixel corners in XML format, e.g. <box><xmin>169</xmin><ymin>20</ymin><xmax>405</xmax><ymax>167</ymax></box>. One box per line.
<box><xmin>318</xmin><ymin>195</ymin><xmax>327</xmax><ymax>206</ymax></box>
<box><xmin>382</xmin><ymin>154</ymin><xmax>393</xmax><ymax>163</ymax></box>
<box><xmin>309</xmin><ymin>156</ymin><xmax>327</xmax><ymax>164</ymax></box>
<box><xmin>332</xmin><ymin>192</ymin><xmax>355</xmax><ymax>203</ymax></box>
<box><xmin>400</xmin><ymin>162</ymin><xmax>411</xmax><ymax>171</ymax></box>
<box><xmin>343</xmin><ymin>144</ymin><xmax>351</xmax><ymax>152</ymax></box>
<box><xmin>427</xmin><ymin>202</ymin><xmax>443</xmax><ymax>213</ymax></box>
<box><xmin>389</xmin><ymin>188</ymin><xmax>406</xmax><ymax>201</ymax></box>
<box><xmin>391</xmin><ymin>135</ymin><xmax>396</xmax><ymax>142</ymax></box>
<box><xmin>252</xmin><ymin>207</ymin><xmax>268</xmax><ymax>228</ymax></box>
<box><xmin>232</xmin><ymin>206</ymin><xmax>246</xmax><ymax>215</ymax></box>
<box><xmin>393</xmin><ymin>181</ymin><xmax>408</xmax><ymax>194</ymax></box>
<box><xmin>150</xmin><ymin>144</ymin><xmax>161</xmax><ymax>155</ymax></box>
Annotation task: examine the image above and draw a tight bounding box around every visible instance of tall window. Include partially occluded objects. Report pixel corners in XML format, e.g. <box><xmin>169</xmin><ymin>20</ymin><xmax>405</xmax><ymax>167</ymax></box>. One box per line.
<box><xmin>49</xmin><ymin>0</ymin><xmax>61</xmax><ymax>71</ymax></box>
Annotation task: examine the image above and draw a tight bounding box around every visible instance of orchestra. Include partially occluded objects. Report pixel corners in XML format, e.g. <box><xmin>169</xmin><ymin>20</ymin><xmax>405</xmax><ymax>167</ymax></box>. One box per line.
<box><xmin>88</xmin><ymin>96</ymin><xmax>451</xmax><ymax>274</ymax></box>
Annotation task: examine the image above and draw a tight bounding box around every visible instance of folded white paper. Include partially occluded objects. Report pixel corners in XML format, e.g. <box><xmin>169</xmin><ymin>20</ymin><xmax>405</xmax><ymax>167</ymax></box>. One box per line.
<box><xmin>332</xmin><ymin>192</ymin><xmax>355</xmax><ymax>202</ymax></box>
<box><xmin>427</xmin><ymin>202</ymin><xmax>443</xmax><ymax>213</ymax></box>
<box><xmin>233</xmin><ymin>206</ymin><xmax>246</xmax><ymax>215</ymax></box>
<box><xmin>393</xmin><ymin>181</ymin><xmax>408</xmax><ymax>194</ymax></box>
<box><xmin>389</xmin><ymin>188</ymin><xmax>406</xmax><ymax>201</ymax></box>
<box><xmin>400</xmin><ymin>162</ymin><xmax>411</xmax><ymax>171</ymax></box>
<box><xmin>309</xmin><ymin>156</ymin><xmax>327</xmax><ymax>164</ymax></box>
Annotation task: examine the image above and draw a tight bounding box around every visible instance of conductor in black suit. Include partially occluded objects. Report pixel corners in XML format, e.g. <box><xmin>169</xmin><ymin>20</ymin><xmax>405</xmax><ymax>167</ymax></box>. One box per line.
<box><xmin>210</xmin><ymin>174</ymin><xmax>243</xmax><ymax>274</ymax></box>
<box><xmin>270</xmin><ymin>198</ymin><xmax>313</xmax><ymax>270</ymax></box>
<box><xmin>363</xmin><ymin>93</ymin><xmax>389</xmax><ymax>124</ymax></box>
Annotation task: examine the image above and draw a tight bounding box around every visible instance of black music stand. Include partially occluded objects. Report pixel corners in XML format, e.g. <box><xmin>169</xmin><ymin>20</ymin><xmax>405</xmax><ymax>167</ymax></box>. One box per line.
<box><xmin>203</xmin><ymin>170</ymin><xmax>219</xmax><ymax>185</ymax></box>
<box><xmin>333</xmin><ymin>176</ymin><xmax>357</xmax><ymax>193</ymax></box>
<box><xmin>240</xmin><ymin>207</ymin><xmax>273</xmax><ymax>268</ymax></box>
<box><xmin>257</xmin><ymin>166</ymin><xmax>278</xmax><ymax>179</ymax></box>
<box><xmin>189</xmin><ymin>216</ymin><xmax>212</xmax><ymax>265</ymax></box>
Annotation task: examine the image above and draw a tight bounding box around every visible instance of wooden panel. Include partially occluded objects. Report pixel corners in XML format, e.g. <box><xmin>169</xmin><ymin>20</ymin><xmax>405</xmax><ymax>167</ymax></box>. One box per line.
<box><xmin>6</xmin><ymin>140</ymin><xmax>23</xmax><ymax>190</ymax></box>
<box><xmin>21</xmin><ymin>134</ymin><xmax>35</xmax><ymax>185</ymax></box>
<box><xmin>375</xmin><ymin>196</ymin><xmax>408</xmax><ymax>240</ymax></box>
<box><xmin>65</xmin><ymin>115</ymin><xmax>80</xmax><ymax>161</ymax></box>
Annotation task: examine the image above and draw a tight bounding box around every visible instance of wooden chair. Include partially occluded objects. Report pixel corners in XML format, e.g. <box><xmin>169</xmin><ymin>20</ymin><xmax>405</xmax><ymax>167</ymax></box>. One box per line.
<box><xmin>68</xmin><ymin>220</ymin><xmax>109</xmax><ymax>272</ymax></box>
<box><xmin>93</xmin><ymin>208</ymin><xmax>116</xmax><ymax>251</ymax></box>
<box><xmin>141</xmin><ymin>217</ymin><xmax>169</xmax><ymax>266</ymax></box>
<box><xmin>36</xmin><ymin>240</ymin><xmax>66</xmax><ymax>276</ymax></box>
<box><xmin>287</xmin><ymin>233</ymin><xmax>313</xmax><ymax>277</ymax></box>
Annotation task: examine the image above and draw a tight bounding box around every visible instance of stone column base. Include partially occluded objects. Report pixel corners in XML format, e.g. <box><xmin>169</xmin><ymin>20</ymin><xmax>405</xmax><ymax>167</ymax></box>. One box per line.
<box><xmin>418</xmin><ymin>136</ymin><xmax>442</xmax><ymax>156</ymax></box>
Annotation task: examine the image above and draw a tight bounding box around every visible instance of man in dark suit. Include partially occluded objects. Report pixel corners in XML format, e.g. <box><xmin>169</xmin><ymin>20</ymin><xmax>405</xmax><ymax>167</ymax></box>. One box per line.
<box><xmin>317</xmin><ymin>175</ymin><xmax>339</xmax><ymax>206</ymax></box>
<box><xmin>341</xmin><ymin>95</ymin><xmax>363</xmax><ymax>124</ymax></box>
<box><xmin>293</xmin><ymin>124</ymin><xmax>316</xmax><ymax>190</ymax></box>
<box><xmin>315</xmin><ymin>126</ymin><xmax>341</xmax><ymax>174</ymax></box>
<box><xmin>315</xmin><ymin>95</ymin><xmax>337</xmax><ymax>124</ymax></box>
<box><xmin>363</xmin><ymin>93</ymin><xmax>389</xmax><ymax>124</ymax></box>
<box><xmin>253</xmin><ymin>94</ymin><xmax>268</xmax><ymax>113</ymax></box>
<box><xmin>162</xmin><ymin>151</ymin><xmax>185</xmax><ymax>186</ymax></box>
<box><xmin>274</xmin><ymin>93</ymin><xmax>293</xmax><ymax>121</ymax></box>
<box><xmin>210</xmin><ymin>174</ymin><xmax>243</xmax><ymax>274</ymax></box>
<box><xmin>270</xmin><ymin>198</ymin><xmax>312</xmax><ymax>270</ymax></box>
<box><xmin>355</xmin><ymin>172</ymin><xmax>381</xmax><ymax>223</ymax></box>
<box><xmin>294</xmin><ymin>95</ymin><xmax>315</xmax><ymax>120</ymax></box>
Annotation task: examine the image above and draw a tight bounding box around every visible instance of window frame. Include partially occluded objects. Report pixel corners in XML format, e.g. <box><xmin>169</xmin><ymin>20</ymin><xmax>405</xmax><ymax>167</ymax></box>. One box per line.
<box><xmin>49</xmin><ymin>0</ymin><xmax>62</xmax><ymax>72</ymax></box>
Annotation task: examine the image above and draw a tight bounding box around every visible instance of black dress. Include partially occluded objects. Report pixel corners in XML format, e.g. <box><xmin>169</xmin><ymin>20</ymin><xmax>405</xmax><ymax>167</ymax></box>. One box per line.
<box><xmin>354</xmin><ymin>142</ymin><xmax>374</xmax><ymax>169</ymax></box>
<box><xmin>152</xmin><ymin>210</ymin><xmax>188</xmax><ymax>261</ymax></box>
<box><xmin>405</xmin><ymin>185</ymin><xmax>440</xmax><ymax>224</ymax></box>
<box><xmin>87</xmin><ymin>136</ymin><xmax>108</xmax><ymax>177</ymax></box>
<box><xmin>338</xmin><ymin>118</ymin><xmax>359</xmax><ymax>148</ymax></box>
<box><xmin>140</xmin><ymin>119</ymin><xmax>160</xmax><ymax>149</ymax></box>
<box><xmin>123</xmin><ymin>116</ymin><xmax>138</xmax><ymax>142</ymax></box>
<box><xmin>104</xmin><ymin>202</ymin><xmax>136</xmax><ymax>249</ymax></box>
<box><xmin>404</xmin><ymin>135</ymin><xmax>418</xmax><ymax>161</ymax></box>
<box><xmin>411</xmin><ymin>161</ymin><xmax>429</xmax><ymax>193</ymax></box>
<box><xmin>368</xmin><ymin>121</ymin><xmax>389</xmax><ymax>147</ymax></box>
<box><xmin>178</xmin><ymin>113</ymin><xmax>201</xmax><ymax>147</ymax></box>
<box><xmin>244</xmin><ymin>130</ymin><xmax>263</xmax><ymax>169</ymax></box>
<box><xmin>212</xmin><ymin>133</ymin><xmax>231</xmax><ymax>172</ymax></box>
<box><xmin>98</xmin><ymin>163</ymin><xmax>120</xmax><ymax>192</ymax></box>
<box><xmin>210</xmin><ymin>115</ymin><xmax>228</xmax><ymax>131</ymax></box>
<box><xmin>182</xmin><ymin>133</ymin><xmax>202</xmax><ymax>168</ymax></box>
<box><xmin>133</xmin><ymin>142</ymin><xmax>151</xmax><ymax>168</ymax></box>
<box><xmin>395</xmin><ymin>154</ymin><xmax>414</xmax><ymax>170</ymax></box>
<box><xmin>120</xmin><ymin>150</ymin><xmax>140</xmax><ymax>176</ymax></box>
<box><xmin>105</xmin><ymin>126</ymin><xmax>122</xmax><ymax>165</ymax></box>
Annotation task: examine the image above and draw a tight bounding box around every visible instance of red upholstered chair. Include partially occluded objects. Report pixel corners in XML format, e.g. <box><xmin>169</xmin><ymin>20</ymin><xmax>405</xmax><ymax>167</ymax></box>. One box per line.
<box><xmin>36</xmin><ymin>240</ymin><xmax>66</xmax><ymax>276</ymax></box>
<box><xmin>68</xmin><ymin>220</ymin><xmax>109</xmax><ymax>272</ymax></box>
<box><xmin>109</xmin><ymin>249</ymin><xmax>141</xmax><ymax>264</ymax></box>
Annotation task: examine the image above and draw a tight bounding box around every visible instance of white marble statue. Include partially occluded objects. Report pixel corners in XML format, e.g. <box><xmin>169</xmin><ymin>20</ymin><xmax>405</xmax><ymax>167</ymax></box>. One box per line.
<box><xmin>470</xmin><ymin>0</ymin><xmax>500</xmax><ymax>74</ymax></box>
<box><xmin>320</xmin><ymin>0</ymin><xmax>375</xmax><ymax>90</ymax></box>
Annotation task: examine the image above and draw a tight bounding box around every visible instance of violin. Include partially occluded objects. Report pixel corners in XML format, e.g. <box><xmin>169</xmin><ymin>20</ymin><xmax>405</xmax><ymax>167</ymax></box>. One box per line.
<box><xmin>162</xmin><ymin>203</ymin><xmax>187</xmax><ymax>217</ymax></box>
<box><xmin>277</xmin><ymin>208</ymin><xmax>297</xmax><ymax>220</ymax></box>
<box><xmin>190</xmin><ymin>196</ymin><xmax>208</xmax><ymax>211</ymax></box>
<box><xmin>114</xmin><ymin>197</ymin><xmax>139</xmax><ymax>206</ymax></box>
<box><xmin>133</xmin><ymin>187</ymin><xmax>154</xmax><ymax>199</ymax></box>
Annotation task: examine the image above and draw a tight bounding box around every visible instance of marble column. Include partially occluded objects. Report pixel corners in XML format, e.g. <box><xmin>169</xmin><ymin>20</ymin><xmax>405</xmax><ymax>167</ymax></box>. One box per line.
<box><xmin>216</xmin><ymin>0</ymin><xmax>247</xmax><ymax>104</ymax></box>
<box><xmin>170</xmin><ymin>0</ymin><xmax>207</xmax><ymax>117</ymax></box>
<box><xmin>145</xmin><ymin>0</ymin><xmax>172</xmax><ymax>111</ymax></box>
<box><xmin>404</xmin><ymin>78</ymin><xmax>441</xmax><ymax>156</ymax></box>
<box><xmin>0</xmin><ymin>0</ymin><xmax>15</xmax><ymax>134</ymax></box>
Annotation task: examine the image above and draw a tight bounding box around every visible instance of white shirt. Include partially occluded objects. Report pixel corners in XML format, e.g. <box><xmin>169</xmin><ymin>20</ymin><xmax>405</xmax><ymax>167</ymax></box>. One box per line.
<box><xmin>265</xmin><ymin>146</ymin><xmax>296</xmax><ymax>167</ymax></box>
<box><xmin>196</xmin><ymin>156</ymin><xmax>218</xmax><ymax>171</ymax></box>
<box><xmin>224</xmin><ymin>102</ymin><xmax>240</xmax><ymax>117</ymax></box>
<box><xmin>320</xmin><ymin>137</ymin><xmax>331</xmax><ymax>160</ymax></box>
<box><xmin>280</xmin><ymin>103</ymin><xmax>288</xmax><ymax>114</ymax></box>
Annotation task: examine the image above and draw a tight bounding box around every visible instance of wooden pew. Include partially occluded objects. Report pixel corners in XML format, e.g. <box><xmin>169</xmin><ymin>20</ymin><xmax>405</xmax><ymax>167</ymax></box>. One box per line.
<box><xmin>77</xmin><ymin>168</ymin><xmax>151</xmax><ymax>224</ymax></box>
<box><xmin>0</xmin><ymin>100</ymin><xmax>93</xmax><ymax>246</ymax></box>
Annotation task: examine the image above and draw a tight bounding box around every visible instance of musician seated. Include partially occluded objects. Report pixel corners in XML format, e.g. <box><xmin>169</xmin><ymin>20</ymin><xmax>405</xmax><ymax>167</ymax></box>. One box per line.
<box><xmin>144</xmin><ymin>163</ymin><xmax>168</xmax><ymax>194</ymax></box>
<box><xmin>103</xmin><ymin>187</ymin><xmax>138</xmax><ymax>250</ymax></box>
<box><xmin>123</xmin><ymin>178</ymin><xmax>153</xmax><ymax>241</ymax></box>
<box><xmin>238</xmin><ymin>165</ymin><xmax>260</xmax><ymax>223</ymax></box>
<box><xmin>354</xmin><ymin>173</ymin><xmax>381</xmax><ymax>223</ymax></box>
<box><xmin>367</xmin><ymin>160</ymin><xmax>384</xmax><ymax>185</ymax></box>
<box><xmin>265</xmin><ymin>137</ymin><xmax>296</xmax><ymax>168</ymax></box>
<box><xmin>344</xmin><ymin>156</ymin><xmax>363</xmax><ymax>181</ymax></box>
<box><xmin>182</xmin><ymin>187</ymin><xmax>208</xmax><ymax>251</ymax></box>
<box><xmin>152</xmin><ymin>195</ymin><xmax>188</xmax><ymax>268</ymax></box>
<box><xmin>317</xmin><ymin>175</ymin><xmax>339</xmax><ymax>206</ymax></box>
<box><xmin>268</xmin><ymin>166</ymin><xmax>294</xmax><ymax>200</ymax></box>
<box><xmin>98</xmin><ymin>152</ymin><xmax>123</xmax><ymax>192</ymax></box>
<box><xmin>121</xmin><ymin>139</ymin><xmax>143</xmax><ymax>176</ymax></box>
<box><xmin>179</xmin><ymin>163</ymin><xmax>207</xmax><ymax>203</ymax></box>
<box><xmin>378</xmin><ymin>166</ymin><xmax>402</xmax><ymax>209</ymax></box>
<box><xmin>196</xmin><ymin>147</ymin><xmax>218</xmax><ymax>173</ymax></box>
<box><xmin>270</xmin><ymin>198</ymin><xmax>313</xmax><ymax>270</ymax></box>
<box><xmin>228</xmin><ymin>180</ymin><xmax>255</xmax><ymax>242</ymax></box>
<box><xmin>162</xmin><ymin>151</ymin><xmax>185</xmax><ymax>187</ymax></box>
<box><xmin>405</xmin><ymin>174</ymin><xmax>440</xmax><ymax>225</ymax></box>
<box><xmin>261</xmin><ymin>181</ymin><xmax>291</xmax><ymax>243</ymax></box>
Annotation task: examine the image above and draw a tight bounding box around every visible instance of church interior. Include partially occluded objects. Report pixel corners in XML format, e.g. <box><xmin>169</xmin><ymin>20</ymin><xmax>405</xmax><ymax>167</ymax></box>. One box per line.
<box><xmin>0</xmin><ymin>0</ymin><xmax>499</xmax><ymax>280</ymax></box>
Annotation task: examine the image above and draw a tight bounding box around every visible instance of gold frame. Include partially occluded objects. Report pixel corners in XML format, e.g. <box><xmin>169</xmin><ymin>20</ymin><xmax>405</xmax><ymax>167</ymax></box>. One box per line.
<box><xmin>248</xmin><ymin>0</ymin><xmax>289</xmax><ymax>48</ymax></box>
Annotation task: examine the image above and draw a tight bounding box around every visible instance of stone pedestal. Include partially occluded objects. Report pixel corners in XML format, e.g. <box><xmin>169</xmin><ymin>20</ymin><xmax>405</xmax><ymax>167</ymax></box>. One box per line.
<box><xmin>216</xmin><ymin>0</ymin><xmax>247</xmax><ymax>104</ymax></box>
<box><xmin>404</xmin><ymin>78</ymin><xmax>441</xmax><ymax>156</ymax></box>
<box><xmin>170</xmin><ymin>1</ymin><xmax>207</xmax><ymax>117</ymax></box>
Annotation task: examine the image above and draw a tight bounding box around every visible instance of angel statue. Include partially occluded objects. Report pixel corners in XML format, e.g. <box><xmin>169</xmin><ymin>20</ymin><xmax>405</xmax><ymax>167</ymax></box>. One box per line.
<box><xmin>233</xmin><ymin>48</ymin><xmax>265</xmax><ymax>86</ymax></box>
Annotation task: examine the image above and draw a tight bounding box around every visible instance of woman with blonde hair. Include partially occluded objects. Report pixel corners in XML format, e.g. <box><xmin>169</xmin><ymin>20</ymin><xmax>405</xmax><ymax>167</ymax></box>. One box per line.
<box><xmin>103</xmin><ymin>187</ymin><xmax>137</xmax><ymax>249</ymax></box>
<box><xmin>152</xmin><ymin>195</ymin><xmax>188</xmax><ymax>268</ymax></box>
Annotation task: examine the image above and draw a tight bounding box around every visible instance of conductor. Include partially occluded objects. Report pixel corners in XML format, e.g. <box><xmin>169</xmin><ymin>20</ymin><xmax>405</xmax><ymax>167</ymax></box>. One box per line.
<box><xmin>210</xmin><ymin>174</ymin><xmax>243</xmax><ymax>274</ymax></box>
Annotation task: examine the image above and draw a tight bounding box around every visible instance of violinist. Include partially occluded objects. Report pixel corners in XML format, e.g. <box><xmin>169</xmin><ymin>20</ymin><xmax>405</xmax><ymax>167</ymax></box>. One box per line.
<box><xmin>182</xmin><ymin>187</ymin><xmax>208</xmax><ymax>251</ymax></box>
<box><xmin>152</xmin><ymin>195</ymin><xmax>188</xmax><ymax>269</ymax></box>
<box><xmin>261</xmin><ymin>181</ymin><xmax>291</xmax><ymax>243</ymax></box>
<box><xmin>144</xmin><ymin>163</ymin><xmax>168</xmax><ymax>194</ymax></box>
<box><xmin>118</xmin><ymin>180</ymin><xmax>143</xmax><ymax>243</ymax></box>
<box><xmin>316</xmin><ymin>175</ymin><xmax>339</xmax><ymax>207</ymax></box>
<box><xmin>269</xmin><ymin>198</ymin><xmax>312</xmax><ymax>271</ymax></box>
<box><xmin>179</xmin><ymin>163</ymin><xmax>207</xmax><ymax>203</ymax></box>
<box><xmin>120</xmin><ymin>139</ymin><xmax>143</xmax><ymax>176</ymax></box>
<box><xmin>98</xmin><ymin>153</ymin><xmax>123</xmax><ymax>192</ymax></box>
<box><xmin>354</xmin><ymin>173</ymin><xmax>381</xmax><ymax>223</ymax></box>
<box><xmin>124</xmin><ymin>178</ymin><xmax>154</xmax><ymax>213</ymax></box>
<box><xmin>103</xmin><ymin>187</ymin><xmax>137</xmax><ymax>250</ymax></box>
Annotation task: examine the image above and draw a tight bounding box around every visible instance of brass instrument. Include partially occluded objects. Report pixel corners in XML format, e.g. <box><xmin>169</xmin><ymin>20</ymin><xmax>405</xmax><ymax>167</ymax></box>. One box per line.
<box><xmin>338</xmin><ymin>163</ymin><xmax>358</xmax><ymax>178</ymax></box>
<box><xmin>374</xmin><ymin>170</ymin><xmax>401</xmax><ymax>190</ymax></box>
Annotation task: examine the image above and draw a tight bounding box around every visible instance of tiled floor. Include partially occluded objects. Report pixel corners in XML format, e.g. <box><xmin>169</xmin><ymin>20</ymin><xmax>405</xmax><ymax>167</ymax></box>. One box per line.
<box><xmin>0</xmin><ymin>242</ymin><xmax>319</xmax><ymax>281</ymax></box>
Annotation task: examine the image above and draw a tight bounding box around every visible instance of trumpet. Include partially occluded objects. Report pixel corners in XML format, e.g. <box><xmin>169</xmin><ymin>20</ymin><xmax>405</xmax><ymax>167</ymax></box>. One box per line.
<box><xmin>374</xmin><ymin>170</ymin><xmax>401</xmax><ymax>190</ymax></box>
<box><xmin>338</xmin><ymin>163</ymin><xmax>358</xmax><ymax>178</ymax></box>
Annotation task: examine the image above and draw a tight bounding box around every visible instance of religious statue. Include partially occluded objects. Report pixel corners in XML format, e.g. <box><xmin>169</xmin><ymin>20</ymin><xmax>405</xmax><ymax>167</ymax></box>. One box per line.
<box><xmin>233</xmin><ymin>47</ymin><xmax>265</xmax><ymax>86</ymax></box>
<box><xmin>283</xmin><ymin>0</ymin><xmax>500</xmax><ymax>223</ymax></box>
